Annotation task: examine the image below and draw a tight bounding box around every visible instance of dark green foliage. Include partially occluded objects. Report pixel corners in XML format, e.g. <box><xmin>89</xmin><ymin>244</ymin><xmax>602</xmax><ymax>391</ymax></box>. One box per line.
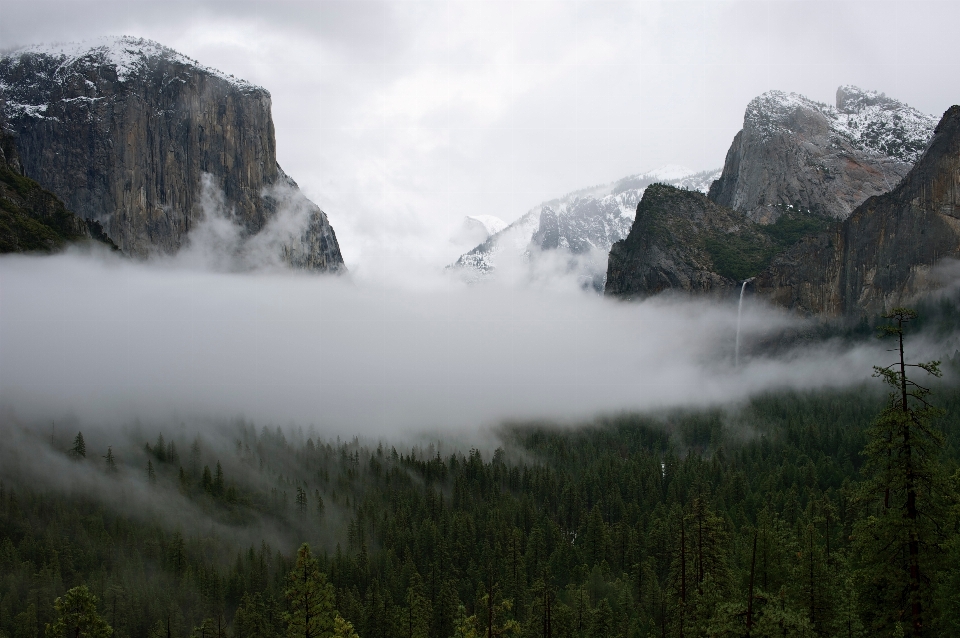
<box><xmin>0</xmin><ymin>131</ymin><xmax>118</xmax><ymax>254</ymax></box>
<box><xmin>764</xmin><ymin>207</ymin><xmax>834</xmax><ymax>249</ymax></box>
<box><xmin>703</xmin><ymin>207</ymin><xmax>834</xmax><ymax>282</ymax></box>
<box><xmin>703</xmin><ymin>233</ymin><xmax>771</xmax><ymax>282</ymax></box>
<box><xmin>71</xmin><ymin>432</ymin><xmax>87</xmax><ymax>459</ymax></box>
<box><xmin>1</xmin><ymin>369</ymin><xmax>957</xmax><ymax>636</ymax></box>
<box><xmin>46</xmin><ymin>584</ymin><xmax>113</xmax><ymax>637</ymax></box>
<box><xmin>0</xmin><ymin>163</ymin><xmax>92</xmax><ymax>253</ymax></box>
<box><xmin>285</xmin><ymin>543</ymin><xmax>336</xmax><ymax>638</ymax></box>
<box><xmin>855</xmin><ymin>309</ymin><xmax>949</xmax><ymax>636</ymax></box>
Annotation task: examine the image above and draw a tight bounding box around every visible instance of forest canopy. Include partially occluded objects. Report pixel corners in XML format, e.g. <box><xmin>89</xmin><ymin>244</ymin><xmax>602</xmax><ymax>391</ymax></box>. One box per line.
<box><xmin>1</xmin><ymin>320</ymin><xmax>959</xmax><ymax>637</ymax></box>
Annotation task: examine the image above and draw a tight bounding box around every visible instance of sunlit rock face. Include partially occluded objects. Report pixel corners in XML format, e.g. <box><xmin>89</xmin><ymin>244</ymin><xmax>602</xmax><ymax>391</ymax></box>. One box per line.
<box><xmin>708</xmin><ymin>86</ymin><xmax>937</xmax><ymax>223</ymax></box>
<box><xmin>0</xmin><ymin>36</ymin><xmax>344</xmax><ymax>271</ymax></box>
<box><xmin>754</xmin><ymin>105</ymin><xmax>960</xmax><ymax>317</ymax></box>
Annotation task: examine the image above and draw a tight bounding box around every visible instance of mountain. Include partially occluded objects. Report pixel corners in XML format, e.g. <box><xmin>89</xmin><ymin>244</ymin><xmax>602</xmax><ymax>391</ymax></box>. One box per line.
<box><xmin>450</xmin><ymin>166</ymin><xmax>720</xmax><ymax>289</ymax></box>
<box><xmin>708</xmin><ymin>86</ymin><xmax>937</xmax><ymax>223</ymax></box>
<box><xmin>604</xmin><ymin>185</ymin><xmax>754</xmax><ymax>298</ymax></box>
<box><xmin>605</xmin><ymin>87</ymin><xmax>945</xmax><ymax>304</ymax></box>
<box><xmin>604</xmin><ymin>184</ymin><xmax>834</xmax><ymax>300</ymax></box>
<box><xmin>0</xmin><ymin>125</ymin><xmax>117</xmax><ymax>253</ymax></box>
<box><xmin>754</xmin><ymin>105</ymin><xmax>960</xmax><ymax>317</ymax></box>
<box><xmin>0</xmin><ymin>36</ymin><xmax>343</xmax><ymax>271</ymax></box>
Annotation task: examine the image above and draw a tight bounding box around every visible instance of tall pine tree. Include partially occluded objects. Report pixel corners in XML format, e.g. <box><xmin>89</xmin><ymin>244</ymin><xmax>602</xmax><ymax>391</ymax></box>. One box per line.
<box><xmin>855</xmin><ymin>308</ymin><xmax>948</xmax><ymax>637</ymax></box>
<box><xmin>284</xmin><ymin>543</ymin><xmax>336</xmax><ymax>638</ymax></box>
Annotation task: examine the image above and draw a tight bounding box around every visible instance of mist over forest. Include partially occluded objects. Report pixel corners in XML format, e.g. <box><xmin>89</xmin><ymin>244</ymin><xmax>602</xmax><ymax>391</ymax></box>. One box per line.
<box><xmin>2</xmin><ymin>2</ymin><xmax>960</xmax><ymax>636</ymax></box>
<box><xmin>2</xmin><ymin>244</ymin><xmax>960</xmax><ymax>637</ymax></box>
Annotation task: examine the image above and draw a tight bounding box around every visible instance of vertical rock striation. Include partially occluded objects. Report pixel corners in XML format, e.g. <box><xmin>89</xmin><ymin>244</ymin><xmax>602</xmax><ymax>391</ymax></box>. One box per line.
<box><xmin>0</xmin><ymin>127</ymin><xmax>117</xmax><ymax>253</ymax></box>
<box><xmin>754</xmin><ymin>105</ymin><xmax>960</xmax><ymax>317</ymax></box>
<box><xmin>0</xmin><ymin>36</ymin><xmax>343</xmax><ymax>270</ymax></box>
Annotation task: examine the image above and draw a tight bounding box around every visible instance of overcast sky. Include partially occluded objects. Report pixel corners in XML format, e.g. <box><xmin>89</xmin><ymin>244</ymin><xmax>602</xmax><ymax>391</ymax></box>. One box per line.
<box><xmin>1</xmin><ymin>0</ymin><xmax>958</xmax><ymax>276</ymax></box>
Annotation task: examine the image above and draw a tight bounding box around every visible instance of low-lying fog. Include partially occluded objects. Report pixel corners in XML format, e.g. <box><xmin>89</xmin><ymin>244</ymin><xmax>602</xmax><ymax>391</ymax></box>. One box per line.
<box><xmin>2</xmin><ymin>244</ymin><xmax>942</xmax><ymax>438</ymax></box>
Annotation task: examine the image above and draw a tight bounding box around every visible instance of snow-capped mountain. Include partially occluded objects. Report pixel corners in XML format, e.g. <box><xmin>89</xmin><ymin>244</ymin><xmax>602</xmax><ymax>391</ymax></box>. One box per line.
<box><xmin>0</xmin><ymin>36</ymin><xmax>344</xmax><ymax>271</ymax></box>
<box><xmin>743</xmin><ymin>86</ymin><xmax>936</xmax><ymax>163</ymax></box>
<box><xmin>450</xmin><ymin>167</ymin><xmax>720</xmax><ymax>289</ymax></box>
<box><xmin>833</xmin><ymin>85</ymin><xmax>937</xmax><ymax>163</ymax></box>
<box><xmin>711</xmin><ymin>86</ymin><xmax>938</xmax><ymax>222</ymax></box>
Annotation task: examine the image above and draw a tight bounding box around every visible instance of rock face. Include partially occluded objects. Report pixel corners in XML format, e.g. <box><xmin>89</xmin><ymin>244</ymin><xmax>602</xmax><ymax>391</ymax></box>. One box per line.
<box><xmin>450</xmin><ymin>167</ymin><xmax>719</xmax><ymax>288</ymax></box>
<box><xmin>0</xmin><ymin>37</ymin><xmax>343</xmax><ymax>271</ymax></box>
<box><xmin>754</xmin><ymin>105</ymin><xmax>960</xmax><ymax>318</ymax></box>
<box><xmin>605</xmin><ymin>184</ymin><xmax>769</xmax><ymax>299</ymax></box>
<box><xmin>0</xmin><ymin>126</ymin><xmax>116</xmax><ymax>253</ymax></box>
<box><xmin>708</xmin><ymin>87</ymin><xmax>937</xmax><ymax>223</ymax></box>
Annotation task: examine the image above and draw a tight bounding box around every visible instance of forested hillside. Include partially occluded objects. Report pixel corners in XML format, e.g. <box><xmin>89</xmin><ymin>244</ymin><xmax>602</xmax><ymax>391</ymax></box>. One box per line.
<box><xmin>1</xmin><ymin>326</ymin><xmax>958</xmax><ymax>637</ymax></box>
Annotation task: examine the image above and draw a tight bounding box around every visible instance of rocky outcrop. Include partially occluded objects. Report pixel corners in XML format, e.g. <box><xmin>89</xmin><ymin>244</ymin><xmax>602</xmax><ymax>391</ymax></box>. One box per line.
<box><xmin>605</xmin><ymin>185</ymin><xmax>771</xmax><ymax>299</ymax></box>
<box><xmin>0</xmin><ymin>124</ymin><xmax>117</xmax><ymax>253</ymax></box>
<box><xmin>0</xmin><ymin>37</ymin><xmax>343</xmax><ymax>271</ymax></box>
<box><xmin>450</xmin><ymin>167</ymin><xmax>719</xmax><ymax>286</ymax></box>
<box><xmin>754</xmin><ymin>105</ymin><xmax>960</xmax><ymax>317</ymax></box>
<box><xmin>708</xmin><ymin>87</ymin><xmax>937</xmax><ymax>223</ymax></box>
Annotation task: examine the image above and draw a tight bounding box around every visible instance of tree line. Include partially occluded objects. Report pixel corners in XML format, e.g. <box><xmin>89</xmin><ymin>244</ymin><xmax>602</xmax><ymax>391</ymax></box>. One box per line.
<box><xmin>1</xmin><ymin>310</ymin><xmax>958</xmax><ymax>637</ymax></box>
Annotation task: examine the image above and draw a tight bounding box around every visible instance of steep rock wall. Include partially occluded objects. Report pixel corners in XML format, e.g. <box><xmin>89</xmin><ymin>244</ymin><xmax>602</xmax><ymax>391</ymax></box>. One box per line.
<box><xmin>754</xmin><ymin>105</ymin><xmax>960</xmax><ymax>317</ymax></box>
<box><xmin>605</xmin><ymin>185</ymin><xmax>760</xmax><ymax>299</ymax></box>
<box><xmin>0</xmin><ymin>37</ymin><xmax>343</xmax><ymax>270</ymax></box>
<box><xmin>708</xmin><ymin>87</ymin><xmax>935</xmax><ymax>223</ymax></box>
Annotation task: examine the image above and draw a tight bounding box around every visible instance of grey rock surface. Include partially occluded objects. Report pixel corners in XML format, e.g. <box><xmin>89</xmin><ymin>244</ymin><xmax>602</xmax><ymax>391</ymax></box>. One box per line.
<box><xmin>708</xmin><ymin>87</ymin><xmax>937</xmax><ymax>223</ymax></box>
<box><xmin>754</xmin><ymin>105</ymin><xmax>960</xmax><ymax>317</ymax></box>
<box><xmin>0</xmin><ymin>37</ymin><xmax>343</xmax><ymax>271</ymax></box>
<box><xmin>605</xmin><ymin>184</ymin><xmax>766</xmax><ymax>299</ymax></box>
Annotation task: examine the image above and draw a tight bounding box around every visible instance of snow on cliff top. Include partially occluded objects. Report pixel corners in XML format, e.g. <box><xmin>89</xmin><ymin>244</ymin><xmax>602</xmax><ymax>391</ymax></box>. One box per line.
<box><xmin>3</xmin><ymin>36</ymin><xmax>264</xmax><ymax>91</ymax></box>
<box><xmin>467</xmin><ymin>215</ymin><xmax>509</xmax><ymax>236</ymax></box>
<box><xmin>745</xmin><ymin>86</ymin><xmax>937</xmax><ymax>163</ymax></box>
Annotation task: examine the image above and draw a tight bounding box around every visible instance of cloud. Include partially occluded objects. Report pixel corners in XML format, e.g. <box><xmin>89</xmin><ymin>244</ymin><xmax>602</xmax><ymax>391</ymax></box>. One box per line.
<box><xmin>3</xmin><ymin>1</ymin><xmax>958</xmax><ymax>275</ymax></box>
<box><xmin>5</xmin><ymin>249</ymin><xmax>952</xmax><ymax>439</ymax></box>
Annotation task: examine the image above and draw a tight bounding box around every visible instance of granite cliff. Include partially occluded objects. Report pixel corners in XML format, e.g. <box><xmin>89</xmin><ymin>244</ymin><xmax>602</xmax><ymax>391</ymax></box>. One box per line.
<box><xmin>0</xmin><ymin>37</ymin><xmax>343</xmax><ymax>271</ymax></box>
<box><xmin>0</xmin><ymin>125</ymin><xmax>116</xmax><ymax>253</ymax></box>
<box><xmin>604</xmin><ymin>184</ymin><xmax>798</xmax><ymax>299</ymax></box>
<box><xmin>754</xmin><ymin>105</ymin><xmax>960</xmax><ymax>318</ymax></box>
<box><xmin>708</xmin><ymin>86</ymin><xmax>937</xmax><ymax>223</ymax></box>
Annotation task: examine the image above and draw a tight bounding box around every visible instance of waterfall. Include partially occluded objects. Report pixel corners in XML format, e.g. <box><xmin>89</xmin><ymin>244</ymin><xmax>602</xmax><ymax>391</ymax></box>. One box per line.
<box><xmin>735</xmin><ymin>279</ymin><xmax>749</xmax><ymax>367</ymax></box>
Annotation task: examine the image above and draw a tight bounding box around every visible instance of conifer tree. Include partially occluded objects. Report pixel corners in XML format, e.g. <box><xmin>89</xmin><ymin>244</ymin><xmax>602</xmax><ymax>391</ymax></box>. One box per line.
<box><xmin>235</xmin><ymin>593</ymin><xmax>277</xmax><ymax>638</ymax></box>
<box><xmin>855</xmin><ymin>308</ymin><xmax>948</xmax><ymax>637</ymax></box>
<box><xmin>46</xmin><ymin>584</ymin><xmax>112</xmax><ymax>637</ymax></box>
<box><xmin>332</xmin><ymin>614</ymin><xmax>359</xmax><ymax>638</ymax></box>
<box><xmin>296</xmin><ymin>487</ymin><xmax>307</xmax><ymax>518</ymax></box>
<box><xmin>104</xmin><ymin>447</ymin><xmax>118</xmax><ymax>473</ymax></box>
<box><xmin>147</xmin><ymin>460</ymin><xmax>157</xmax><ymax>485</ymax></box>
<box><xmin>213</xmin><ymin>462</ymin><xmax>225</xmax><ymax>497</ymax></box>
<box><xmin>71</xmin><ymin>431</ymin><xmax>86</xmax><ymax>459</ymax></box>
<box><xmin>284</xmin><ymin>543</ymin><xmax>336</xmax><ymax>638</ymax></box>
<box><xmin>403</xmin><ymin>572</ymin><xmax>431</xmax><ymax>638</ymax></box>
<box><xmin>155</xmin><ymin>434</ymin><xmax>167</xmax><ymax>462</ymax></box>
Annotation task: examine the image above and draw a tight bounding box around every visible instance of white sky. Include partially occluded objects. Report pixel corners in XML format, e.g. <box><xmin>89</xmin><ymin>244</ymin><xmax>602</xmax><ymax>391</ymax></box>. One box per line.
<box><xmin>1</xmin><ymin>0</ymin><xmax>957</xmax><ymax>278</ymax></box>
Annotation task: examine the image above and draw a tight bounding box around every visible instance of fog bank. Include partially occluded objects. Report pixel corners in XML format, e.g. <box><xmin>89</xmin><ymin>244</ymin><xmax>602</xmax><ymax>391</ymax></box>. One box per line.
<box><xmin>3</xmin><ymin>250</ymin><xmax>942</xmax><ymax>436</ymax></box>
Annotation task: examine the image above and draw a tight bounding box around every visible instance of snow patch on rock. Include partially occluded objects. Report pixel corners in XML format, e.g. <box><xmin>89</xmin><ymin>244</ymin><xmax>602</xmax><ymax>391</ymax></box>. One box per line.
<box><xmin>746</xmin><ymin>86</ymin><xmax>936</xmax><ymax>163</ymax></box>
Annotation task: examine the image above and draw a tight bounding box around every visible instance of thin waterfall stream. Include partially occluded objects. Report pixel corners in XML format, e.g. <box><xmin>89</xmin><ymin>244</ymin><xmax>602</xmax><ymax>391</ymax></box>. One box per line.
<box><xmin>735</xmin><ymin>279</ymin><xmax>753</xmax><ymax>367</ymax></box>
